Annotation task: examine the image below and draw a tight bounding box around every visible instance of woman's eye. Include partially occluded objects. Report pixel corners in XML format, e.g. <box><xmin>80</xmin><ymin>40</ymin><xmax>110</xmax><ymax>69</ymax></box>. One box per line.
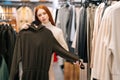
<box><xmin>38</xmin><ymin>14</ymin><xmax>41</xmax><ymax>17</ymax></box>
<box><xmin>43</xmin><ymin>12</ymin><xmax>46</xmax><ymax>15</ymax></box>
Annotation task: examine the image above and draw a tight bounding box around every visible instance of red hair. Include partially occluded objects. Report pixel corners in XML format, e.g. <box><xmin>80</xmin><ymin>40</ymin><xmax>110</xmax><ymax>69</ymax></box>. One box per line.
<box><xmin>34</xmin><ymin>5</ymin><xmax>55</xmax><ymax>26</ymax></box>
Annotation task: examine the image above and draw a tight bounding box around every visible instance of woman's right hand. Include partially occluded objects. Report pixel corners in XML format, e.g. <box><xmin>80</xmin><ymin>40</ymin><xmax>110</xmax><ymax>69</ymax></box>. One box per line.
<box><xmin>20</xmin><ymin>23</ymin><xmax>30</xmax><ymax>30</ymax></box>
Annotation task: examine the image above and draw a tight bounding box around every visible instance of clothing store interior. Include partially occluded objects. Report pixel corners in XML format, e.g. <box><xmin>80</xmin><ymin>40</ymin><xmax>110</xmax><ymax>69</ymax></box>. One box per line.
<box><xmin>0</xmin><ymin>0</ymin><xmax>120</xmax><ymax>80</ymax></box>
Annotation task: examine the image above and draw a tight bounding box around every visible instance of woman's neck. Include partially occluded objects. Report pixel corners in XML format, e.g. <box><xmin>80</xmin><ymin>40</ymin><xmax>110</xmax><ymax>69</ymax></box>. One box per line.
<box><xmin>42</xmin><ymin>21</ymin><xmax>52</xmax><ymax>27</ymax></box>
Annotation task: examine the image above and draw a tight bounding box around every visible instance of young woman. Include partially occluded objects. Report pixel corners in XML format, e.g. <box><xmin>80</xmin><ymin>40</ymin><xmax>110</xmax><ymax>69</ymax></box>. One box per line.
<box><xmin>35</xmin><ymin>5</ymin><xmax>70</xmax><ymax>80</ymax></box>
<box><xmin>22</xmin><ymin>5</ymin><xmax>69</xmax><ymax>80</ymax></box>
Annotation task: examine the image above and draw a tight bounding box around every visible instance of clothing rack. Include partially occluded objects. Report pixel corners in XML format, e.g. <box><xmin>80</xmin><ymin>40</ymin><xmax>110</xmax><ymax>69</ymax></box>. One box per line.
<box><xmin>0</xmin><ymin>19</ymin><xmax>11</xmax><ymax>22</ymax></box>
<box><xmin>59</xmin><ymin>1</ymin><xmax>82</xmax><ymax>7</ymax></box>
<box><xmin>0</xmin><ymin>13</ymin><xmax>16</xmax><ymax>19</ymax></box>
<box><xmin>88</xmin><ymin>0</ymin><xmax>102</xmax><ymax>5</ymax></box>
<box><xmin>0</xmin><ymin>1</ymin><xmax>83</xmax><ymax>8</ymax></box>
<box><xmin>0</xmin><ymin>1</ymin><xmax>53</xmax><ymax>8</ymax></box>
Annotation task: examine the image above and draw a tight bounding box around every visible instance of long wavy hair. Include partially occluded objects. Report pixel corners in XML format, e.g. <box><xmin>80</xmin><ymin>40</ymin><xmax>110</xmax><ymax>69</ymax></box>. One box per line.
<box><xmin>34</xmin><ymin>5</ymin><xmax>55</xmax><ymax>26</ymax></box>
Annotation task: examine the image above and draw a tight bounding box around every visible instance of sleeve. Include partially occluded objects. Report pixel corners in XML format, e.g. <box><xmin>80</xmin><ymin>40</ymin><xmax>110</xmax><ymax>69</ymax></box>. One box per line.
<box><xmin>51</xmin><ymin>34</ymin><xmax>79</xmax><ymax>62</ymax></box>
<box><xmin>9</xmin><ymin>34</ymin><xmax>22</xmax><ymax>80</ymax></box>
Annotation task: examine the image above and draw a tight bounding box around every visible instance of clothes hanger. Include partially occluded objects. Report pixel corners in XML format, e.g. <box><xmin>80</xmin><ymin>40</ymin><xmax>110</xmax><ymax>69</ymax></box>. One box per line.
<box><xmin>65</xmin><ymin>0</ymin><xmax>71</xmax><ymax>7</ymax></box>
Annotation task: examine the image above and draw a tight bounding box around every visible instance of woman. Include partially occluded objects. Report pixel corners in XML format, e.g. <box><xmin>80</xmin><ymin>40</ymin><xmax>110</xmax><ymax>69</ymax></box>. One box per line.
<box><xmin>21</xmin><ymin>5</ymin><xmax>69</xmax><ymax>80</ymax></box>
<box><xmin>35</xmin><ymin>5</ymin><xmax>69</xmax><ymax>80</ymax></box>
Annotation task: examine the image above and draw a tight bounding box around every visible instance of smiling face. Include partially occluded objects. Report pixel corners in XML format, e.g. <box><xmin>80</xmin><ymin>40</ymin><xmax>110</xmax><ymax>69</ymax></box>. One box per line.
<box><xmin>37</xmin><ymin>9</ymin><xmax>49</xmax><ymax>24</ymax></box>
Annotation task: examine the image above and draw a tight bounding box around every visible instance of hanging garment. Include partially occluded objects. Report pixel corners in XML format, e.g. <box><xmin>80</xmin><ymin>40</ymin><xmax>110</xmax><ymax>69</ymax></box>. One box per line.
<box><xmin>0</xmin><ymin>55</ymin><xmax>9</xmax><ymax>80</ymax></box>
<box><xmin>91</xmin><ymin>3</ymin><xmax>105</xmax><ymax>68</ymax></box>
<box><xmin>56</xmin><ymin>6</ymin><xmax>71</xmax><ymax>40</ymax></box>
<box><xmin>76</xmin><ymin>6</ymin><xmax>88</xmax><ymax>63</ymax></box>
<box><xmin>0</xmin><ymin>24</ymin><xmax>16</xmax><ymax>73</ymax></box>
<box><xmin>9</xmin><ymin>24</ymin><xmax>79</xmax><ymax>80</ymax></box>
<box><xmin>91</xmin><ymin>2</ymin><xmax>120</xmax><ymax>80</ymax></box>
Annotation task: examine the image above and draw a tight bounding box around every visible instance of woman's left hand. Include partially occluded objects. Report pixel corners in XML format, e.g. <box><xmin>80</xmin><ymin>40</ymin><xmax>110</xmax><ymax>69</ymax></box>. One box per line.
<box><xmin>73</xmin><ymin>60</ymin><xmax>85</xmax><ymax>69</ymax></box>
<box><xmin>73</xmin><ymin>61</ymin><xmax>81</xmax><ymax>67</ymax></box>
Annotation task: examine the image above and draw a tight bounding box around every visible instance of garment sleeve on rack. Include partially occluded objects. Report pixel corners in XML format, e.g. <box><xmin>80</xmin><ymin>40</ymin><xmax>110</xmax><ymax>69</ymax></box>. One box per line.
<box><xmin>51</xmin><ymin>34</ymin><xmax>79</xmax><ymax>62</ymax></box>
<box><xmin>77</xmin><ymin>7</ymin><xmax>88</xmax><ymax>63</ymax></box>
<box><xmin>56</xmin><ymin>7</ymin><xmax>70</xmax><ymax>40</ymax></box>
<box><xmin>6</xmin><ymin>26</ymin><xmax>17</xmax><ymax>72</ymax></box>
<box><xmin>9</xmin><ymin>34</ymin><xmax>22</xmax><ymax>80</ymax></box>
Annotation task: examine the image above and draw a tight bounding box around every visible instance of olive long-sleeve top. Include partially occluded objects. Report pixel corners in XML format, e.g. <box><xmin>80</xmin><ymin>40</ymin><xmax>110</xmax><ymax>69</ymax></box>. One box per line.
<box><xmin>9</xmin><ymin>24</ymin><xmax>79</xmax><ymax>80</ymax></box>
